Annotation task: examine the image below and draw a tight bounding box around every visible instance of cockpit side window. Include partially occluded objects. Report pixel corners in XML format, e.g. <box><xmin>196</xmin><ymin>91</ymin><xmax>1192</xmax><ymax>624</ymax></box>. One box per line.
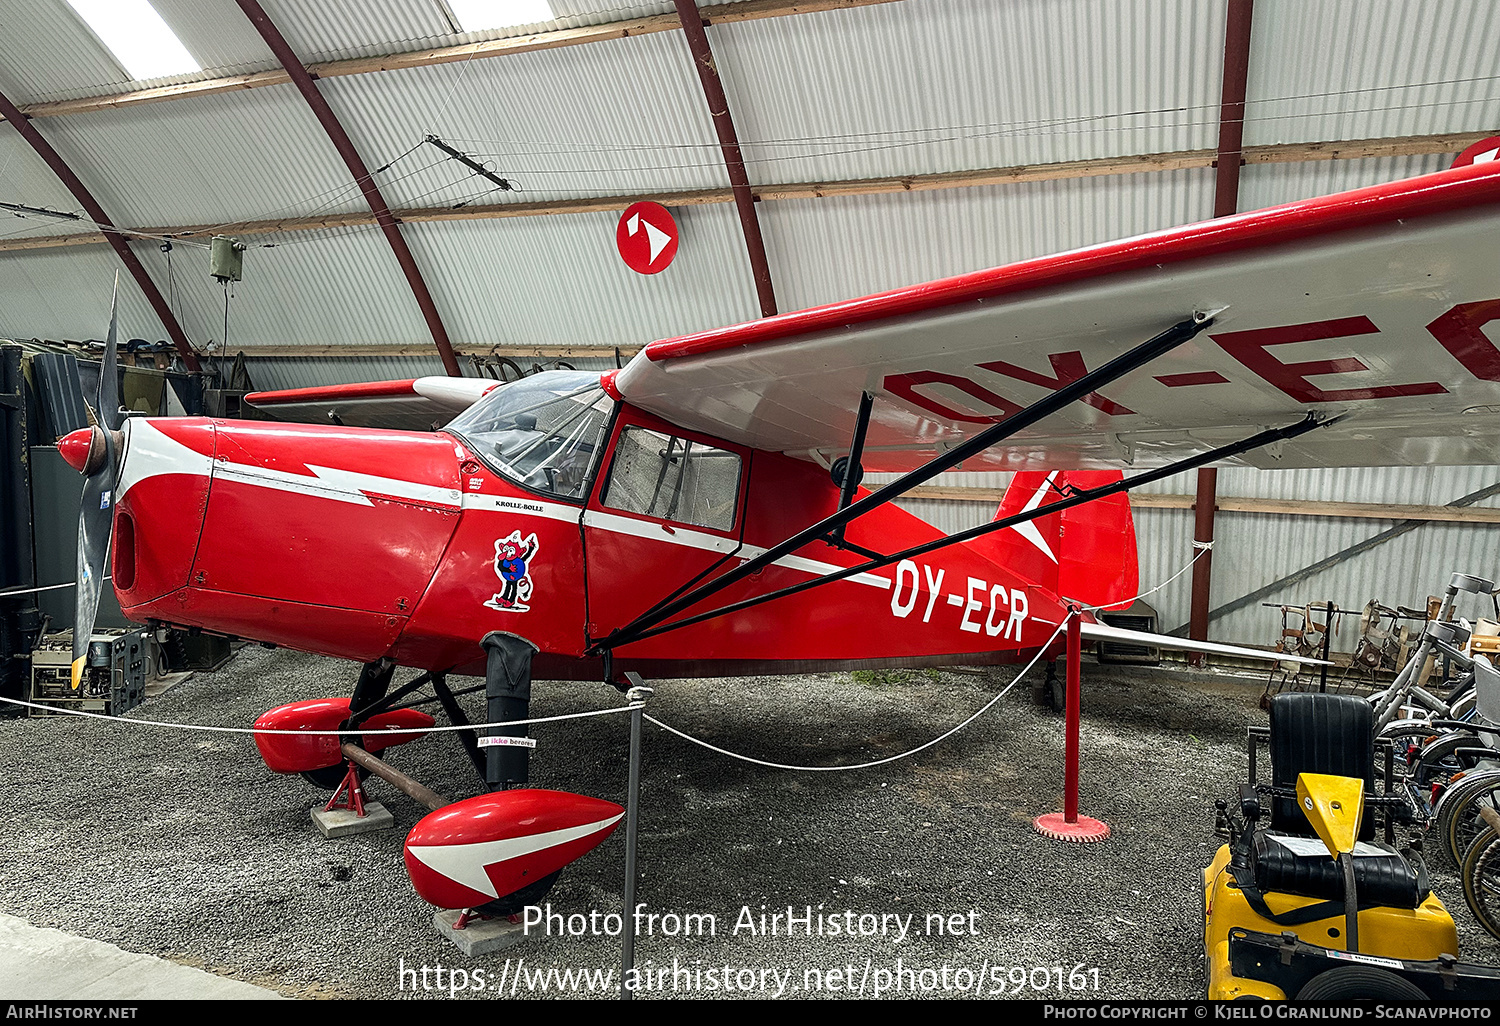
<box><xmin>602</xmin><ymin>426</ymin><xmax>741</xmax><ymax>532</ymax></box>
<box><xmin>445</xmin><ymin>373</ymin><xmax>614</xmax><ymax>501</ymax></box>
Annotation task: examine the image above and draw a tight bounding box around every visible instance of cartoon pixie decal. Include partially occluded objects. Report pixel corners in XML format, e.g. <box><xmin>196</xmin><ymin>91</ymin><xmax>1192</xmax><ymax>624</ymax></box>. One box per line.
<box><xmin>484</xmin><ymin>530</ymin><xmax>539</xmax><ymax>612</ymax></box>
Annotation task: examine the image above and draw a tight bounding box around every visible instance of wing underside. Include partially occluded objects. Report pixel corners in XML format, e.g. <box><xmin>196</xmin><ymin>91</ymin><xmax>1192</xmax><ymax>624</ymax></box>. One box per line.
<box><xmin>617</xmin><ymin>162</ymin><xmax>1500</xmax><ymax>472</ymax></box>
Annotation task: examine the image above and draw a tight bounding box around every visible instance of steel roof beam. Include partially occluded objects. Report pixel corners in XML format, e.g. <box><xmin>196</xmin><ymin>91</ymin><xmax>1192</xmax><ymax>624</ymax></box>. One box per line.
<box><xmin>234</xmin><ymin>0</ymin><xmax>461</xmax><ymax>377</ymax></box>
<box><xmin>1212</xmin><ymin>0</ymin><xmax>1255</xmax><ymax>218</ymax></box>
<box><xmin>0</xmin><ymin>86</ymin><xmax>201</xmax><ymax>371</ymax></box>
<box><xmin>1189</xmin><ymin>0</ymin><xmax>1255</xmax><ymax>658</ymax></box>
<box><xmin>673</xmin><ymin>0</ymin><xmax>777</xmax><ymax>318</ymax></box>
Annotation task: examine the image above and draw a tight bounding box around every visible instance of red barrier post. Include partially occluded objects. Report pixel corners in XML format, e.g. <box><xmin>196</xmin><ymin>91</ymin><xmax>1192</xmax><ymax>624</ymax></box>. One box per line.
<box><xmin>1034</xmin><ymin>606</ymin><xmax>1111</xmax><ymax>843</ymax></box>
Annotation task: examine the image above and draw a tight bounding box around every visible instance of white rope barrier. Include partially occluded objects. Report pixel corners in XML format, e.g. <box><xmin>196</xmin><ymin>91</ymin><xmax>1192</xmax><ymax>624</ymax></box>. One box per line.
<box><xmin>0</xmin><ymin>577</ymin><xmax>109</xmax><ymax>598</ymax></box>
<box><xmin>643</xmin><ymin>617</ymin><xmax>1070</xmax><ymax>772</ymax></box>
<box><xmin>1073</xmin><ymin>544</ymin><xmax>1210</xmax><ymax>613</ymax></box>
<box><xmin>0</xmin><ymin>694</ymin><xmax>640</xmax><ymax>735</ymax></box>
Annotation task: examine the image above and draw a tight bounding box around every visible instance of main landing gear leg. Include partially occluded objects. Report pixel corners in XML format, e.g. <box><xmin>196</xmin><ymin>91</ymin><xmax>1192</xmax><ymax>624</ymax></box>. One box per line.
<box><xmin>349</xmin><ymin>658</ymin><xmax>396</xmax><ymax>723</ymax></box>
<box><xmin>481</xmin><ymin>632</ymin><xmax>539</xmax><ymax>790</ymax></box>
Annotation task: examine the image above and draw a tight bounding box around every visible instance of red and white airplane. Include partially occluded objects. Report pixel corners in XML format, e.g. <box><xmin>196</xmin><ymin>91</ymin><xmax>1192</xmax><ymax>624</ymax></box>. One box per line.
<box><xmin>56</xmin><ymin>156</ymin><xmax>1500</xmax><ymax>915</ymax></box>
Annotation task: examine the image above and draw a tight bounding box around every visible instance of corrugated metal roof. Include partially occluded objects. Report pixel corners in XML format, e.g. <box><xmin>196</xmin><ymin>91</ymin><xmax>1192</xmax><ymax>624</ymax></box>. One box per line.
<box><xmin>717</xmin><ymin>0</ymin><xmax>1225</xmax><ymax>186</ymax></box>
<box><xmin>255</xmin><ymin>0</ymin><xmax>681</xmax><ymax>65</ymax></box>
<box><xmin>0</xmin><ymin>123</ymin><xmax>101</xmax><ymax>239</ymax></box>
<box><xmin>320</xmin><ymin>27</ymin><xmax>728</xmax><ymax>206</ymax></box>
<box><xmin>31</xmin><ymin>87</ymin><xmax>357</xmax><ymax>229</ymax></box>
<box><xmin>0</xmin><ymin>0</ymin><xmax>1491</xmax><ymax>368</ymax></box>
<box><xmin>0</xmin><ymin>0</ymin><xmax>133</xmax><ymax>106</ymax></box>
<box><xmin>0</xmin><ymin>242</ymin><xmax>163</xmax><ymax>341</ymax></box>
<box><xmin>149</xmin><ymin>226</ymin><xmax>432</xmax><ymax>348</ymax></box>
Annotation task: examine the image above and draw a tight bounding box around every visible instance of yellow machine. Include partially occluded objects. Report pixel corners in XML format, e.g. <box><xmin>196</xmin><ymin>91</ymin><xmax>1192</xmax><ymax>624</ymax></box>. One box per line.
<box><xmin>1203</xmin><ymin>693</ymin><xmax>1462</xmax><ymax>1000</ymax></box>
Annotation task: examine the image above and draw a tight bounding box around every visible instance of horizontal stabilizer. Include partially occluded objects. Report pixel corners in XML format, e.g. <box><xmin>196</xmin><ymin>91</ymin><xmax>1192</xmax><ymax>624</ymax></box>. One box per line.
<box><xmin>1080</xmin><ymin>620</ymin><xmax>1332</xmax><ymax>666</ymax></box>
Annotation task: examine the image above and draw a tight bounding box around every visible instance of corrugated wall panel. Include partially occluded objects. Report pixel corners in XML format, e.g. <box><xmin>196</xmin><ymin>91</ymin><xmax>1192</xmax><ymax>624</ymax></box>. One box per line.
<box><xmin>240</xmin><ymin>352</ymin><xmax>619</xmax><ymax>390</ymax></box>
<box><xmin>891</xmin><ymin>463</ymin><xmax>1500</xmax><ymax>649</ymax></box>
<box><xmin>760</xmin><ymin>168</ymin><xmax>1216</xmax><ymax>311</ymax></box>
<box><xmin>400</xmin><ymin>204</ymin><xmax>759</xmax><ymax>346</ymax></box>
<box><xmin>717</xmin><ymin>0</ymin><xmax>1225</xmax><ymax>186</ymax></box>
<box><xmin>1237</xmin><ymin>152</ymin><xmax>1456</xmax><ymax>211</ymax></box>
<box><xmin>1246</xmin><ymin>0</ymin><xmax>1500</xmax><ymax>146</ymax></box>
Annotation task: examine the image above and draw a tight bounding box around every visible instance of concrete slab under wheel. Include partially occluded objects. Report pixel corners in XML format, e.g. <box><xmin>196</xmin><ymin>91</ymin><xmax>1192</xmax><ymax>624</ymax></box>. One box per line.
<box><xmin>311</xmin><ymin>801</ymin><xmax>395</xmax><ymax>838</ymax></box>
<box><xmin>144</xmin><ymin>671</ymin><xmax>193</xmax><ymax>699</ymax></box>
<box><xmin>0</xmin><ymin>913</ymin><xmax>283</xmax><ymax>999</ymax></box>
<box><xmin>432</xmin><ymin>909</ymin><xmax>528</xmax><ymax>956</ymax></box>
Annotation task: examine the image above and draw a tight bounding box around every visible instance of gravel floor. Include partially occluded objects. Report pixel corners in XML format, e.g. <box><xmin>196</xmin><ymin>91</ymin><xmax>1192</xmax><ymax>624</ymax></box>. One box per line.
<box><xmin>1</xmin><ymin>647</ymin><xmax>1493</xmax><ymax>1000</ymax></box>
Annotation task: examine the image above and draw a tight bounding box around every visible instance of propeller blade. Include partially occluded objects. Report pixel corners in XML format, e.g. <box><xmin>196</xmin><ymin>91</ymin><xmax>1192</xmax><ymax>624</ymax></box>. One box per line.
<box><xmin>71</xmin><ymin>461</ymin><xmax>113</xmax><ymax>688</ymax></box>
<box><xmin>99</xmin><ymin>273</ymin><xmax>122</xmax><ymax>431</ymax></box>
<box><xmin>72</xmin><ymin>278</ymin><xmax>123</xmax><ymax>688</ymax></box>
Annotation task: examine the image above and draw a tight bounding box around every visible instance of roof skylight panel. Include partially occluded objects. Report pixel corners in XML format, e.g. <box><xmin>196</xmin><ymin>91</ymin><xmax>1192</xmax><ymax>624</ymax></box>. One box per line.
<box><xmin>63</xmin><ymin>0</ymin><xmax>199</xmax><ymax>81</ymax></box>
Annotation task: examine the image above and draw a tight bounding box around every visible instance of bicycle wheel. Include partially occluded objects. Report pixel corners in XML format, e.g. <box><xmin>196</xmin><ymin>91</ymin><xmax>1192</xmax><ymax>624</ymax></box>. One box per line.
<box><xmin>1449</xmin><ymin>777</ymin><xmax>1500</xmax><ymax>866</ymax></box>
<box><xmin>1463</xmin><ymin>830</ymin><xmax>1500</xmax><ymax>941</ymax></box>
<box><xmin>1436</xmin><ymin>770</ymin><xmax>1500</xmax><ymax>864</ymax></box>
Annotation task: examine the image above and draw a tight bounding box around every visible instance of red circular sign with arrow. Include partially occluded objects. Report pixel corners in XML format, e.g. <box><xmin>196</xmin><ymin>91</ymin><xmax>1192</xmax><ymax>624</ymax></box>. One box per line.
<box><xmin>1454</xmin><ymin>136</ymin><xmax>1500</xmax><ymax>168</ymax></box>
<box><xmin>616</xmin><ymin>201</ymin><xmax>679</xmax><ymax>275</ymax></box>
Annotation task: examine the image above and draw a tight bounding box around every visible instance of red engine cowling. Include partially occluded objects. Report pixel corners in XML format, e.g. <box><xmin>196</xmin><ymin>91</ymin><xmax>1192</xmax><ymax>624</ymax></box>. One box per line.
<box><xmin>404</xmin><ymin>789</ymin><xmax>624</xmax><ymax>909</ymax></box>
<box><xmin>253</xmin><ymin>698</ymin><xmax>435</xmax><ymax>774</ymax></box>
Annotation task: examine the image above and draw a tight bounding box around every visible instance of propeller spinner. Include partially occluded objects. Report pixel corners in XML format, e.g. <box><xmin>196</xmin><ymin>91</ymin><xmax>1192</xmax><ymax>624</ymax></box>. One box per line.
<box><xmin>56</xmin><ymin>275</ymin><xmax>126</xmax><ymax>690</ymax></box>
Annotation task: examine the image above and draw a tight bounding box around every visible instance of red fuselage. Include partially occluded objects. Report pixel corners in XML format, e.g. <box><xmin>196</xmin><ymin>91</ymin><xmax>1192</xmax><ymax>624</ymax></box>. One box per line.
<box><xmin>111</xmin><ymin>390</ymin><xmax>1069</xmax><ymax>681</ymax></box>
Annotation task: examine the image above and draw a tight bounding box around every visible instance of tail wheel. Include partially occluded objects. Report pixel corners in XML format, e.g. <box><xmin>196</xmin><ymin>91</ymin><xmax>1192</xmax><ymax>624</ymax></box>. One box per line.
<box><xmin>477</xmin><ymin>869</ymin><xmax>563</xmax><ymax>918</ymax></box>
<box><xmin>1296</xmin><ymin>966</ymin><xmax>1427</xmax><ymax>1000</ymax></box>
<box><xmin>1463</xmin><ymin>830</ymin><xmax>1500</xmax><ymax>941</ymax></box>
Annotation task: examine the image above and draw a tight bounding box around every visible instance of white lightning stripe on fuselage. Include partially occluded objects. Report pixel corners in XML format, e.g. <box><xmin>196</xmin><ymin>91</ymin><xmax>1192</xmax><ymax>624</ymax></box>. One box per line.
<box><xmin>461</xmin><ymin>492</ymin><xmax>586</xmax><ymax>524</ymax></box>
<box><xmin>216</xmin><ymin>461</ymin><xmax>463</xmax><ymax>508</ymax></box>
<box><xmin>581</xmin><ymin>509</ymin><xmax>891</xmax><ymax>590</ymax></box>
<box><xmin>407</xmin><ymin>814</ymin><xmax>624</xmax><ymax>898</ymax></box>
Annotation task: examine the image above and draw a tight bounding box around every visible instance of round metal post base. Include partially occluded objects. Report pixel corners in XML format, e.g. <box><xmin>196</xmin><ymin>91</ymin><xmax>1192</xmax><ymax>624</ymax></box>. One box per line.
<box><xmin>1032</xmin><ymin>812</ymin><xmax>1111</xmax><ymax>843</ymax></box>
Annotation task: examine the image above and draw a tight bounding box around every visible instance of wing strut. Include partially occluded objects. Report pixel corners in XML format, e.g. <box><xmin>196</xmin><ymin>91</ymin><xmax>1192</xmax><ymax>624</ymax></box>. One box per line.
<box><xmin>825</xmin><ymin>390</ymin><xmax>889</xmax><ymax>561</ymax></box>
<box><xmin>592</xmin><ymin>411</ymin><xmax>1337</xmax><ymax>652</ymax></box>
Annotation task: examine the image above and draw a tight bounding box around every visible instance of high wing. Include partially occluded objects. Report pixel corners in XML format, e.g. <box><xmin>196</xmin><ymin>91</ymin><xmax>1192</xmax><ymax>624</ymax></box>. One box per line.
<box><xmin>616</xmin><ymin>161</ymin><xmax>1500</xmax><ymax>472</ymax></box>
<box><xmin>244</xmin><ymin>376</ymin><xmax>498</xmax><ymax>430</ymax></box>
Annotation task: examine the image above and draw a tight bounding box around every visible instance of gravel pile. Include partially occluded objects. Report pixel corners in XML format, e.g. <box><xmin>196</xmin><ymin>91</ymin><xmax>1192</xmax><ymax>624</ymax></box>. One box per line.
<box><xmin>1</xmin><ymin>648</ymin><xmax>1492</xmax><ymax>1000</ymax></box>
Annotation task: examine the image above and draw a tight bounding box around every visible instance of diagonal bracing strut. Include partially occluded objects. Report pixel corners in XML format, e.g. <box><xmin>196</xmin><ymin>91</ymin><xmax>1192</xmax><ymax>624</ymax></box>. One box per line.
<box><xmin>593</xmin><ymin>412</ymin><xmax>1339</xmax><ymax>651</ymax></box>
<box><xmin>591</xmin><ymin>312</ymin><xmax>1218</xmax><ymax>652</ymax></box>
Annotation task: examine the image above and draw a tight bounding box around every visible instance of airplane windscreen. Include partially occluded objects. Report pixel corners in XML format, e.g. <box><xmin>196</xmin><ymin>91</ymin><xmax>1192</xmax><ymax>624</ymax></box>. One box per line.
<box><xmin>445</xmin><ymin>371</ymin><xmax>614</xmax><ymax>500</ymax></box>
